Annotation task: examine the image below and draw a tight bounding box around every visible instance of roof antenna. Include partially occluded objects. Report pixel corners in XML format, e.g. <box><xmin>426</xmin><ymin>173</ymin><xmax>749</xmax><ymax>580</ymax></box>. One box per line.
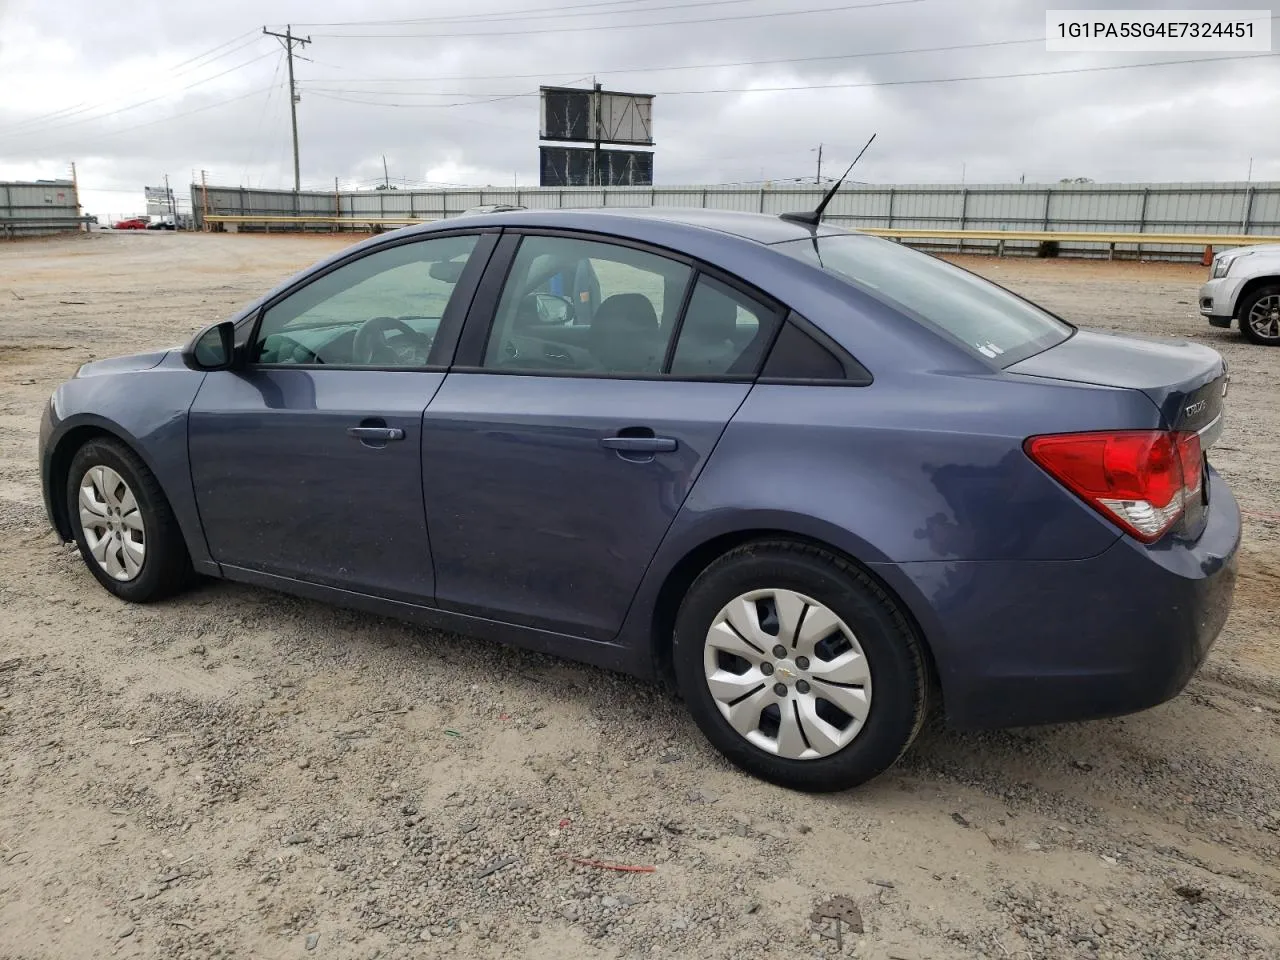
<box><xmin>780</xmin><ymin>133</ymin><xmax>877</xmax><ymax>227</ymax></box>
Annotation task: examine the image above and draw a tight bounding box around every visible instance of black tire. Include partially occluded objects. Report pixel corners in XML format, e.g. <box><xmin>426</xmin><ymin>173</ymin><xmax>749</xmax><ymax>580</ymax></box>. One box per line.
<box><xmin>1238</xmin><ymin>282</ymin><xmax>1280</xmax><ymax>346</ymax></box>
<box><xmin>672</xmin><ymin>540</ymin><xmax>930</xmax><ymax>792</ymax></box>
<box><xmin>66</xmin><ymin>438</ymin><xmax>193</xmax><ymax>602</ymax></box>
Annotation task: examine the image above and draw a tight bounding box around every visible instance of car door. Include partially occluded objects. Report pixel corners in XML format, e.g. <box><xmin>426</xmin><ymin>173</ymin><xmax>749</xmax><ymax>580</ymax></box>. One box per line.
<box><xmin>421</xmin><ymin>231</ymin><xmax>784</xmax><ymax>640</ymax></box>
<box><xmin>188</xmin><ymin>230</ymin><xmax>496</xmax><ymax>603</ymax></box>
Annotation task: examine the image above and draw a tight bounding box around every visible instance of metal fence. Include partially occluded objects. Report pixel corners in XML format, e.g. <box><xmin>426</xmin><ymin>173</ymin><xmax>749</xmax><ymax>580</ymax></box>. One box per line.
<box><xmin>1</xmin><ymin>180</ymin><xmax>82</xmax><ymax>238</ymax></box>
<box><xmin>191</xmin><ymin>181</ymin><xmax>1280</xmax><ymax>260</ymax></box>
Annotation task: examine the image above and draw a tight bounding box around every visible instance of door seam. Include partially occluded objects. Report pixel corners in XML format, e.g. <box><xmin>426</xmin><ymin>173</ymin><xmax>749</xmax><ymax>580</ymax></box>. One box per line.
<box><xmin>609</xmin><ymin>381</ymin><xmax>759</xmax><ymax>638</ymax></box>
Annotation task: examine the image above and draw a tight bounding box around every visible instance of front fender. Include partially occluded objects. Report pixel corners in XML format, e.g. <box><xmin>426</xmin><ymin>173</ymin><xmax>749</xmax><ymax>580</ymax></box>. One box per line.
<box><xmin>41</xmin><ymin>354</ymin><xmax>214</xmax><ymax>570</ymax></box>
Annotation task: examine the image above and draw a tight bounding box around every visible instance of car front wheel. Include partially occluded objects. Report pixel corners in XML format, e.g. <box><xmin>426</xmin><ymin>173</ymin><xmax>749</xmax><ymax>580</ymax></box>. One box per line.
<box><xmin>672</xmin><ymin>541</ymin><xmax>931</xmax><ymax>792</ymax></box>
<box><xmin>66</xmin><ymin>438</ymin><xmax>193</xmax><ymax>602</ymax></box>
<box><xmin>1240</xmin><ymin>283</ymin><xmax>1280</xmax><ymax>345</ymax></box>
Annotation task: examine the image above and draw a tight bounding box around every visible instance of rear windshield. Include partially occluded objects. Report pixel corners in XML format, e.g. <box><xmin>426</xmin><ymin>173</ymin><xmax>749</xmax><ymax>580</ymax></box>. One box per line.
<box><xmin>776</xmin><ymin>234</ymin><xmax>1072</xmax><ymax>366</ymax></box>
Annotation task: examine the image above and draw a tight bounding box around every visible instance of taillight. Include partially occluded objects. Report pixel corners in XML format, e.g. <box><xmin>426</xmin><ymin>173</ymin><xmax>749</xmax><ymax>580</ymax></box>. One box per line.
<box><xmin>1025</xmin><ymin>430</ymin><xmax>1203</xmax><ymax>543</ymax></box>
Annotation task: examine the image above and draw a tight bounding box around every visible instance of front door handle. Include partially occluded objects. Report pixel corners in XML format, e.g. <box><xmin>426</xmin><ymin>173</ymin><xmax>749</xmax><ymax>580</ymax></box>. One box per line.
<box><xmin>348</xmin><ymin>426</ymin><xmax>405</xmax><ymax>442</ymax></box>
<box><xmin>600</xmin><ymin>435</ymin><xmax>677</xmax><ymax>453</ymax></box>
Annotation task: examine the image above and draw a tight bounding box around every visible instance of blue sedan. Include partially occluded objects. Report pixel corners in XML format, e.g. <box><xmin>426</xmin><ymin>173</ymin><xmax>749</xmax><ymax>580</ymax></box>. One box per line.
<box><xmin>38</xmin><ymin>208</ymin><xmax>1240</xmax><ymax>791</ymax></box>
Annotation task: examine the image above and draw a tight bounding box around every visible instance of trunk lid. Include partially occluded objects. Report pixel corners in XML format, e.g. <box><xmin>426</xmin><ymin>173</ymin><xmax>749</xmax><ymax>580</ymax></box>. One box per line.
<box><xmin>1009</xmin><ymin>329</ymin><xmax>1228</xmax><ymax>540</ymax></box>
<box><xmin>1007</xmin><ymin>329</ymin><xmax>1227</xmax><ymax>440</ymax></box>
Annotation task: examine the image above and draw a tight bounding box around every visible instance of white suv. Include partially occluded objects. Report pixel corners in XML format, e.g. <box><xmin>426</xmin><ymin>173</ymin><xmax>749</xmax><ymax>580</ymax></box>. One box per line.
<box><xmin>1200</xmin><ymin>243</ymin><xmax>1280</xmax><ymax>345</ymax></box>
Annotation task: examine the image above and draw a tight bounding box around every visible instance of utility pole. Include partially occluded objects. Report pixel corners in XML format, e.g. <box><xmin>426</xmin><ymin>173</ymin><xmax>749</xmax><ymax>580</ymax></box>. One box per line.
<box><xmin>592</xmin><ymin>80</ymin><xmax>603</xmax><ymax>188</ymax></box>
<box><xmin>69</xmin><ymin>161</ymin><xmax>82</xmax><ymax>231</ymax></box>
<box><xmin>382</xmin><ymin>155</ymin><xmax>390</xmax><ymax>190</ymax></box>
<box><xmin>815</xmin><ymin>144</ymin><xmax>823</xmax><ymax>184</ymax></box>
<box><xmin>263</xmin><ymin>25</ymin><xmax>312</xmax><ymax>192</ymax></box>
<box><xmin>200</xmin><ymin>169</ymin><xmax>209</xmax><ymax>232</ymax></box>
<box><xmin>164</xmin><ymin>173</ymin><xmax>177</xmax><ymax>227</ymax></box>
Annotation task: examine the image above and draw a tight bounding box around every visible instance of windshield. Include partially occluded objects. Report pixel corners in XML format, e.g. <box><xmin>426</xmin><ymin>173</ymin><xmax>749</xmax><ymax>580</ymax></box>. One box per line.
<box><xmin>776</xmin><ymin>234</ymin><xmax>1072</xmax><ymax>366</ymax></box>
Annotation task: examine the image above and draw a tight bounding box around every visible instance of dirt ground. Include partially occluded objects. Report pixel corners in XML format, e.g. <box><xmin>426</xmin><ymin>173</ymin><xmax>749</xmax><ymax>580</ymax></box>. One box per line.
<box><xmin>1</xmin><ymin>232</ymin><xmax>1278</xmax><ymax>960</ymax></box>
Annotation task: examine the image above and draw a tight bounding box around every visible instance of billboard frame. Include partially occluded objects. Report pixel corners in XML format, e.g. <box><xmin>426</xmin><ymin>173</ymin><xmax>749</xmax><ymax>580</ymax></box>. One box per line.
<box><xmin>539</xmin><ymin>83</ymin><xmax>655</xmax><ymax>186</ymax></box>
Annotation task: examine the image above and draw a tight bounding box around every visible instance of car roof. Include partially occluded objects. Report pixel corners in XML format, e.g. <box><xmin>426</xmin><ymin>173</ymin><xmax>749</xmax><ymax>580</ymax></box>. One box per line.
<box><xmin>421</xmin><ymin>206</ymin><xmax>852</xmax><ymax>245</ymax></box>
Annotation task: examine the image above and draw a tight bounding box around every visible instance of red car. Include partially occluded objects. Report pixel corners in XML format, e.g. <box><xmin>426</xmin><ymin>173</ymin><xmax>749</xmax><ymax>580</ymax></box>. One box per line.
<box><xmin>112</xmin><ymin>218</ymin><xmax>149</xmax><ymax>230</ymax></box>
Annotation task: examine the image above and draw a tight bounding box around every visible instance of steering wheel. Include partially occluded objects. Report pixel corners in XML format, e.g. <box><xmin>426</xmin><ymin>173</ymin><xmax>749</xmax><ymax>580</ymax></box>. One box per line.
<box><xmin>352</xmin><ymin>316</ymin><xmax>430</xmax><ymax>365</ymax></box>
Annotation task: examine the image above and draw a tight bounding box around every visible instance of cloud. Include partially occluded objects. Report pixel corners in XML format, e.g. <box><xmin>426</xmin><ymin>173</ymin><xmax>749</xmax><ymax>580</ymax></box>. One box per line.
<box><xmin>0</xmin><ymin>0</ymin><xmax>1276</xmax><ymax>216</ymax></box>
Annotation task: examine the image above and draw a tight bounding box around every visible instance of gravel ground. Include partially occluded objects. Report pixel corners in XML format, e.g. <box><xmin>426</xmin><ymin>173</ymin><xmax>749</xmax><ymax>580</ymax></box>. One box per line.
<box><xmin>1</xmin><ymin>232</ymin><xmax>1278</xmax><ymax>960</ymax></box>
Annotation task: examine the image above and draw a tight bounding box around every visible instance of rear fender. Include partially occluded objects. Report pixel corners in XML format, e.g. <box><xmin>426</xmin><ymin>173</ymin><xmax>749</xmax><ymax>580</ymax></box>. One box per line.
<box><xmin>617</xmin><ymin>370</ymin><xmax>1158</xmax><ymax>680</ymax></box>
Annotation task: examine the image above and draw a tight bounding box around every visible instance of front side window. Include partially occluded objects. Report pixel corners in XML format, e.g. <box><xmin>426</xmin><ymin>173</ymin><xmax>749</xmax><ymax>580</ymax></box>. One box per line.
<box><xmin>776</xmin><ymin>234</ymin><xmax>1072</xmax><ymax>365</ymax></box>
<box><xmin>483</xmin><ymin>236</ymin><xmax>691</xmax><ymax>375</ymax></box>
<box><xmin>254</xmin><ymin>234</ymin><xmax>480</xmax><ymax>366</ymax></box>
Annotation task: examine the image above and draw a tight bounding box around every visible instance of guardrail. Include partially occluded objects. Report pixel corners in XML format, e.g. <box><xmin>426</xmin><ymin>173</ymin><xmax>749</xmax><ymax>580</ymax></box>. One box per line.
<box><xmin>203</xmin><ymin>214</ymin><xmax>436</xmax><ymax>231</ymax></box>
<box><xmin>860</xmin><ymin>227</ymin><xmax>1280</xmax><ymax>258</ymax></box>
<box><xmin>198</xmin><ymin>216</ymin><xmax>1280</xmax><ymax>259</ymax></box>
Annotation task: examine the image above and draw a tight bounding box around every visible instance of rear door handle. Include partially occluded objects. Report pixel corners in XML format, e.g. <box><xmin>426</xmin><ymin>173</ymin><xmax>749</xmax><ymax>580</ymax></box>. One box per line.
<box><xmin>600</xmin><ymin>436</ymin><xmax>677</xmax><ymax>453</ymax></box>
<box><xmin>347</xmin><ymin>426</ymin><xmax>404</xmax><ymax>442</ymax></box>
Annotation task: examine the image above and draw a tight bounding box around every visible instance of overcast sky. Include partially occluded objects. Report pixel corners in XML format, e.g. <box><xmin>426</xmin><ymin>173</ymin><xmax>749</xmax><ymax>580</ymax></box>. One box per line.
<box><xmin>0</xmin><ymin>0</ymin><xmax>1276</xmax><ymax>216</ymax></box>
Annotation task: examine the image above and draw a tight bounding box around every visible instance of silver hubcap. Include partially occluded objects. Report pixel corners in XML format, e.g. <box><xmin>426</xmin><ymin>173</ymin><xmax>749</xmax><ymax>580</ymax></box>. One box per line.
<box><xmin>703</xmin><ymin>589</ymin><xmax>872</xmax><ymax>760</ymax></box>
<box><xmin>78</xmin><ymin>465</ymin><xmax>145</xmax><ymax>581</ymax></box>
<box><xmin>1248</xmin><ymin>294</ymin><xmax>1280</xmax><ymax>340</ymax></box>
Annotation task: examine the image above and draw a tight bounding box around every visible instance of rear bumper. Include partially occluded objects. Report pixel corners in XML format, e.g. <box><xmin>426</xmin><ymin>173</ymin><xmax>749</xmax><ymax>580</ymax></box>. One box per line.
<box><xmin>875</xmin><ymin>468</ymin><xmax>1241</xmax><ymax>730</ymax></box>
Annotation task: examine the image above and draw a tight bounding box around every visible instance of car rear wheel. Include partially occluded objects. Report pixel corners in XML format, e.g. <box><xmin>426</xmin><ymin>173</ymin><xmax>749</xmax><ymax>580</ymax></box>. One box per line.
<box><xmin>1239</xmin><ymin>283</ymin><xmax>1280</xmax><ymax>345</ymax></box>
<box><xmin>672</xmin><ymin>541</ymin><xmax>930</xmax><ymax>792</ymax></box>
<box><xmin>66</xmin><ymin>438</ymin><xmax>193</xmax><ymax>602</ymax></box>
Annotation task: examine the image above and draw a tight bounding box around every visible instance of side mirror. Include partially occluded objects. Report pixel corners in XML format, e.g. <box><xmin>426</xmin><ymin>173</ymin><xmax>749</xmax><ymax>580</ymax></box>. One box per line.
<box><xmin>428</xmin><ymin>259</ymin><xmax>466</xmax><ymax>283</ymax></box>
<box><xmin>181</xmin><ymin>320</ymin><xmax>237</xmax><ymax>371</ymax></box>
<box><xmin>534</xmin><ymin>292</ymin><xmax>575</xmax><ymax>325</ymax></box>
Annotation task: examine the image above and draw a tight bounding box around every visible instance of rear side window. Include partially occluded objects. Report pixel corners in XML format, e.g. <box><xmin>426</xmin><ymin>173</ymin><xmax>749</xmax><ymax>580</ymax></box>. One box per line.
<box><xmin>762</xmin><ymin>322</ymin><xmax>845</xmax><ymax>380</ymax></box>
<box><xmin>776</xmin><ymin>234</ymin><xmax>1071</xmax><ymax>366</ymax></box>
<box><xmin>761</xmin><ymin>319</ymin><xmax>872</xmax><ymax>384</ymax></box>
<box><xmin>669</xmin><ymin>276</ymin><xmax>779</xmax><ymax>377</ymax></box>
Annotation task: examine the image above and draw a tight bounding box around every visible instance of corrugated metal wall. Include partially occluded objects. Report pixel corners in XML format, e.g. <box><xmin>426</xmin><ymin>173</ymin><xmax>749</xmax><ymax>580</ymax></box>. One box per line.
<box><xmin>191</xmin><ymin>181</ymin><xmax>1280</xmax><ymax>260</ymax></box>
<box><xmin>0</xmin><ymin>180</ymin><xmax>81</xmax><ymax>238</ymax></box>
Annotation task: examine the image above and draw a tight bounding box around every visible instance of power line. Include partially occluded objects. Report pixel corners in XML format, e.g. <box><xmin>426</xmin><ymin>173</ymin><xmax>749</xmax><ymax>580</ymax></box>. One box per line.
<box><xmin>293</xmin><ymin>0</ymin><xmax>765</xmax><ymax>28</ymax></box>
<box><xmin>301</xmin><ymin>52</ymin><xmax>1280</xmax><ymax>104</ymax></box>
<box><xmin>294</xmin><ymin>0</ymin><xmax>772</xmax><ymax>29</ymax></box>
<box><xmin>166</xmin><ymin>29</ymin><xmax>262</xmax><ymax>71</ymax></box>
<box><xmin>298</xmin><ymin>36</ymin><xmax>1044</xmax><ymax>86</ymax></box>
<box><xmin>312</xmin><ymin>0</ymin><xmax>928</xmax><ymax>39</ymax></box>
<box><xmin>652</xmin><ymin>50</ymin><xmax>1280</xmax><ymax>96</ymax></box>
<box><xmin>245</xmin><ymin>52</ymin><xmax>288</xmax><ymax>185</ymax></box>
<box><xmin>1</xmin><ymin>47</ymin><xmax>277</xmax><ymax>142</ymax></box>
<box><xmin>306</xmin><ymin>87</ymin><xmax>533</xmax><ymax>98</ymax></box>
<box><xmin>0</xmin><ymin>33</ymin><xmax>264</xmax><ymax>136</ymax></box>
<box><xmin>24</xmin><ymin>86</ymin><xmax>275</xmax><ymax>155</ymax></box>
<box><xmin>307</xmin><ymin>90</ymin><xmax>534</xmax><ymax>109</ymax></box>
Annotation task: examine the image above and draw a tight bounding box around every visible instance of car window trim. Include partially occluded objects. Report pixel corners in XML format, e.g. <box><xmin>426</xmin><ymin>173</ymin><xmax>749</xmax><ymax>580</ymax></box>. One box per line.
<box><xmin>452</xmin><ymin>226</ymin><xmax>788</xmax><ymax>381</ymax></box>
<box><xmin>659</xmin><ymin>269</ymin><xmax>699</xmax><ymax>374</ymax></box>
<box><xmin>239</xmin><ymin>225</ymin><xmax>500</xmax><ymax>334</ymax></box>
<box><xmin>242</xmin><ymin>228</ymin><xmax>500</xmax><ymax>373</ymax></box>
<box><xmin>455</xmin><ymin>232</ymin><xmax>522</xmax><ymax>369</ymax></box>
